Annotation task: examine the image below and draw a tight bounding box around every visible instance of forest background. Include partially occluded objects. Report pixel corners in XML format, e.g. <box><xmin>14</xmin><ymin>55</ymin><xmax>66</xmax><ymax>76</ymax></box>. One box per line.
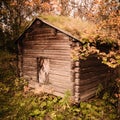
<box><xmin>0</xmin><ymin>0</ymin><xmax>120</xmax><ymax>119</ymax></box>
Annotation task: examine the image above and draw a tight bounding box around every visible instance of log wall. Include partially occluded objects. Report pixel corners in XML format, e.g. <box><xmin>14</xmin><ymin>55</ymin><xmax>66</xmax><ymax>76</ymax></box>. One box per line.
<box><xmin>17</xmin><ymin>19</ymin><xmax>111</xmax><ymax>102</ymax></box>
<box><xmin>79</xmin><ymin>55</ymin><xmax>109</xmax><ymax>101</ymax></box>
<box><xmin>19</xmin><ymin>20</ymin><xmax>74</xmax><ymax>96</ymax></box>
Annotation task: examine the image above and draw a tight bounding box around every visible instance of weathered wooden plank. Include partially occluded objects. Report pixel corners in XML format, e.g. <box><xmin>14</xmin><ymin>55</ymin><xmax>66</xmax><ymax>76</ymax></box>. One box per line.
<box><xmin>80</xmin><ymin>90</ymin><xmax>96</xmax><ymax>101</ymax></box>
<box><xmin>34</xmin><ymin>35</ymin><xmax>69</xmax><ymax>40</ymax></box>
<box><xmin>49</xmin><ymin>70</ymin><xmax>70</xmax><ymax>76</ymax></box>
<box><xmin>44</xmin><ymin>49</ymin><xmax>70</xmax><ymax>53</ymax></box>
<box><xmin>31</xmin><ymin>27</ymin><xmax>55</xmax><ymax>33</ymax></box>
<box><xmin>23</xmin><ymin>62</ymin><xmax>37</xmax><ymax>67</ymax></box>
<box><xmin>24</xmin><ymin>38</ymin><xmax>69</xmax><ymax>46</ymax></box>
<box><xmin>24</xmin><ymin>49</ymin><xmax>70</xmax><ymax>54</ymax></box>
<box><xmin>23</xmin><ymin>56</ymin><xmax>70</xmax><ymax>63</ymax></box>
<box><xmin>29</xmin><ymin>31</ymin><xmax>69</xmax><ymax>40</ymax></box>
<box><xmin>50</xmin><ymin>80</ymin><xmax>74</xmax><ymax>89</ymax></box>
<box><xmin>81</xmin><ymin>66</ymin><xmax>108</xmax><ymax>73</ymax></box>
<box><xmin>23</xmin><ymin>54</ymin><xmax>70</xmax><ymax>59</ymax></box>
<box><xmin>80</xmin><ymin>69</ymin><xmax>108</xmax><ymax>79</ymax></box>
<box><xmin>24</xmin><ymin>50</ymin><xmax>70</xmax><ymax>55</ymax></box>
<box><xmin>23</xmin><ymin>66</ymin><xmax>36</xmax><ymax>71</ymax></box>
<box><xmin>23</xmin><ymin>61</ymin><xmax>36</xmax><ymax>65</ymax></box>
<box><xmin>24</xmin><ymin>44</ymin><xmax>71</xmax><ymax>50</ymax></box>
<box><xmin>50</xmin><ymin>60</ymin><xmax>71</xmax><ymax>64</ymax></box>
<box><xmin>23</xmin><ymin>57</ymin><xmax>36</xmax><ymax>60</ymax></box>
<box><xmin>24</xmin><ymin>53</ymin><xmax>71</xmax><ymax>59</ymax></box>
<box><xmin>79</xmin><ymin>74</ymin><xmax>107</xmax><ymax>86</ymax></box>
<box><xmin>23</xmin><ymin>70</ymin><xmax>37</xmax><ymax>75</ymax></box>
<box><xmin>79</xmin><ymin>80</ymin><xmax>103</xmax><ymax>92</ymax></box>
<box><xmin>35</xmin><ymin>27</ymin><xmax>55</xmax><ymax>31</ymax></box>
<box><xmin>50</xmin><ymin>65</ymin><xmax>70</xmax><ymax>70</ymax></box>
<box><xmin>52</xmin><ymin>86</ymin><xmax>69</xmax><ymax>94</ymax></box>
<box><xmin>40</xmin><ymin>24</ymin><xmax>52</xmax><ymax>28</ymax></box>
<box><xmin>49</xmin><ymin>75</ymin><xmax>71</xmax><ymax>83</ymax></box>
<box><xmin>50</xmin><ymin>79</ymin><xmax>71</xmax><ymax>85</ymax></box>
<box><xmin>23</xmin><ymin>59</ymin><xmax>36</xmax><ymax>64</ymax></box>
<box><xmin>50</xmin><ymin>67</ymin><xmax>70</xmax><ymax>72</ymax></box>
<box><xmin>50</xmin><ymin>59</ymin><xmax>71</xmax><ymax>64</ymax></box>
<box><xmin>23</xmin><ymin>64</ymin><xmax>36</xmax><ymax>68</ymax></box>
<box><xmin>80</xmin><ymin>86</ymin><xmax>98</xmax><ymax>96</ymax></box>
<box><xmin>25</xmin><ymin>36</ymin><xmax>57</xmax><ymax>41</ymax></box>
<box><xmin>28</xmin><ymin>32</ymin><xmax>55</xmax><ymax>37</ymax></box>
<box><xmin>23</xmin><ymin>54</ymin><xmax>71</xmax><ymax>60</ymax></box>
<box><xmin>28</xmin><ymin>31</ymin><xmax>55</xmax><ymax>36</ymax></box>
<box><xmin>23</xmin><ymin>65</ymin><xmax>36</xmax><ymax>69</ymax></box>
<box><xmin>51</xmin><ymin>85</ymin><xmax>73</xmax><ymax>94</ymax></box>
<box><xmin>24</xmin><ymin>45</ymin><xmax>70</xmax><ymax>50</ymax></box>
<box><xmin>57</xmin><ymin>32</ymin><xmax>69</xmax><ymax>39</ymax></box>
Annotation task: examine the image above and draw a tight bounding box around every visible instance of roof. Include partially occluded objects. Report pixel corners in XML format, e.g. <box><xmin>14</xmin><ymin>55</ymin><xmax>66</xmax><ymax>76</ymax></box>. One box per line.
<box><xmin>16</xmin><ymin>15</ymin><xmax>97</xmax><ymax>44</ymax></box>
<box><xmin>40</xmin><ymin>15</ymin><xmax>97</xmax><ymax>40</ymax></box>
<box><xmin>16</xmin><ymin>18</ymin><xmax>78</xmax><ymax>44</ymax></box>
<box><xmin>16</xmin><ymin>15</ymin><xmax>118</xmax><ymax>45</ymax></box>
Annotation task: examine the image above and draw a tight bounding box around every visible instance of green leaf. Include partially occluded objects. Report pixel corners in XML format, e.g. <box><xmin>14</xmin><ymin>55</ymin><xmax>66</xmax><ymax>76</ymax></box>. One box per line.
<box><xmin>29</xmin><ymin>109</ymin><xmax>41</xmax><ymax>116</ymax></box>
<box><xmin>53</xmin><ymin>97</ymin><xmax>58</xmax><ymax>103</ymax></box>
<box><xmin>86</xmin><ymin>104</ymin><xmax>92</xmax><ymax>109</ymax></box>
<box><xmin>40</xmin><ymin>102</ymin><xmax>47</xmax><ymax>108</ymax></box>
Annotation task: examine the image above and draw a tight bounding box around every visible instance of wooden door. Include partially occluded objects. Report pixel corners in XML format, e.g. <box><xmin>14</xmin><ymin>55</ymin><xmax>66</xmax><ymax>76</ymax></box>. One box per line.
<box><xmin>37</xmin><ymin>57</ymin><xmax>49</xmax><ymax>84</ymax></box>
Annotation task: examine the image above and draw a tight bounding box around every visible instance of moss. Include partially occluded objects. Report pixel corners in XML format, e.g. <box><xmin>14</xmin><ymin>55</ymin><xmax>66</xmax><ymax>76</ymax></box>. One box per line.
<box><xmin>39</xmin><ymin>15</ymin><xmax>97</xmax><ymax>41</ymax></box>
<box><xmin>37</xmin><ymin>15</ymin><xmax>119</xmax><ymax>45</ymax></box>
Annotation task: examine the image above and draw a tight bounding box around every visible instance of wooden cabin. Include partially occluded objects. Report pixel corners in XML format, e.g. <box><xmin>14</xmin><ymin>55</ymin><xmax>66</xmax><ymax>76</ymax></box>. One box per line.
<box><xmin>16</xmin><ymin>18</ymin><xmax>111</xmax><ymax>102</ymax></box>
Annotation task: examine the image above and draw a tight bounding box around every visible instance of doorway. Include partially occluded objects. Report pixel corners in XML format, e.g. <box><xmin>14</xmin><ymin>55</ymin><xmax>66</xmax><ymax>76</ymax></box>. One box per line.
<box><xmin>37</xmin><ymin>57</ymin><xmax>49</xmax><ymax>84</ymax></box>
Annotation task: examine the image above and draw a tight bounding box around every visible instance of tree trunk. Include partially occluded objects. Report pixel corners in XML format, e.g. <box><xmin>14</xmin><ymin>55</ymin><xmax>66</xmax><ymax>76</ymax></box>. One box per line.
<box><xmin>117</xmin><ymin>67</ymin><xmax>120</xmax><ymax>117</ymax></box>
<box><xmin>118</xmin><ymin>41</ymin><xmax>120</xmax><ymax>117</ymax></box>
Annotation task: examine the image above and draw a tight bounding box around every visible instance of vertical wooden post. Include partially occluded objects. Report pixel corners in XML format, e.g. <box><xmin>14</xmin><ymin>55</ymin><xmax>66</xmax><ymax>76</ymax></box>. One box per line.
<box><xmin>74</xmin><ymin>60</ymin><xmax>81</xmax><ymax>102</ymax></box>
<box><xmin>70</xmin><ymin>40</ymin><xmax>81</xmax><ymax>102</ymax></box>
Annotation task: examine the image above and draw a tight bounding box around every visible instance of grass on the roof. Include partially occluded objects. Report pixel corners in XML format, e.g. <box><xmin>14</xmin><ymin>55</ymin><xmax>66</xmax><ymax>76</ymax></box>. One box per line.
<box><xmin>39</xmin><ymin>15</ymin><xmax>97</xmax><ymax>42</ymax></box>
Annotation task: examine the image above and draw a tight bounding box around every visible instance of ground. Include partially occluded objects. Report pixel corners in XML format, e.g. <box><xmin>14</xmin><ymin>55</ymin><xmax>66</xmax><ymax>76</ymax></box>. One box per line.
<box><xmin>0</xmin><ymin>49</ymin><xmax>119</xmax><ymax>120</ymax></box>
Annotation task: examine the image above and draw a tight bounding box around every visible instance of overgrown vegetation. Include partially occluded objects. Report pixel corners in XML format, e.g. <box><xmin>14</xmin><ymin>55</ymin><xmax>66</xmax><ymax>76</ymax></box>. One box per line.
<box><xmin>40</xmin><ymin>15</ymin><xmax>97</xmax><ymax>40</ymax></box>
<box><xmin>0</xmin><ymin>50</ymin><xmax>119</xmax><ymax>120</ymax></box>
<box><xmin>38</xmin><ymin>15</ymin><xmax>120</xmax><ymax>69</ymax></box>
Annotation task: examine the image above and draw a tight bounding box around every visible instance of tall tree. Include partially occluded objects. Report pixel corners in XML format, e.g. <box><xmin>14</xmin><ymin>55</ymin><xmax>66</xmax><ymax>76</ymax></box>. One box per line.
<box><xmin>94</xmin><ymin>0</ymin><xmax>120</xmax><ymax>113</ymax></box>
<box><xmin>96</xmin><ymin>0</ymin><xmax>120</xmax><ymax>41</ymax></box>
<box><xmin>0</xmin><ymin>0</ymin><xmax>51</xmax><ymax>50</ymax></box>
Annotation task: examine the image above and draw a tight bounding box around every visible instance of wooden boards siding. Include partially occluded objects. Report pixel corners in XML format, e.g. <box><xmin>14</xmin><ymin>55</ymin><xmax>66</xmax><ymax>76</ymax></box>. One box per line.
<box><xmin>79</xmin><ymin>56</ymin><xmax>109</xmax><ymax>101</ymax></box>
<box><xmin>73</xmin><ymin>60</ymin><xmax>81</xmax><ymax>102</ymax></box>
<box><xmin>21</xmin><ymin>21</ymin><xmax>73</xmax><ymax>96</ymax></box>
<box><xmin>23</xmin><ymin>57</ymin><xmax>37</xmax><ymax>81</ymax></box>
<box><xmin>17</xmin><ymin>18</ymin><xmax>111</xmax><ymax>102</ymax></box>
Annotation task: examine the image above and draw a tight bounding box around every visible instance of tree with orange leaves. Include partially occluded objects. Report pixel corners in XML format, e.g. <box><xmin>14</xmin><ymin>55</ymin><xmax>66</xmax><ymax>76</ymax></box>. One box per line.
<box><xmin>0</xmin><ymin>0</ymin><xmax>52</xmax><ymax>50</ymax></box>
